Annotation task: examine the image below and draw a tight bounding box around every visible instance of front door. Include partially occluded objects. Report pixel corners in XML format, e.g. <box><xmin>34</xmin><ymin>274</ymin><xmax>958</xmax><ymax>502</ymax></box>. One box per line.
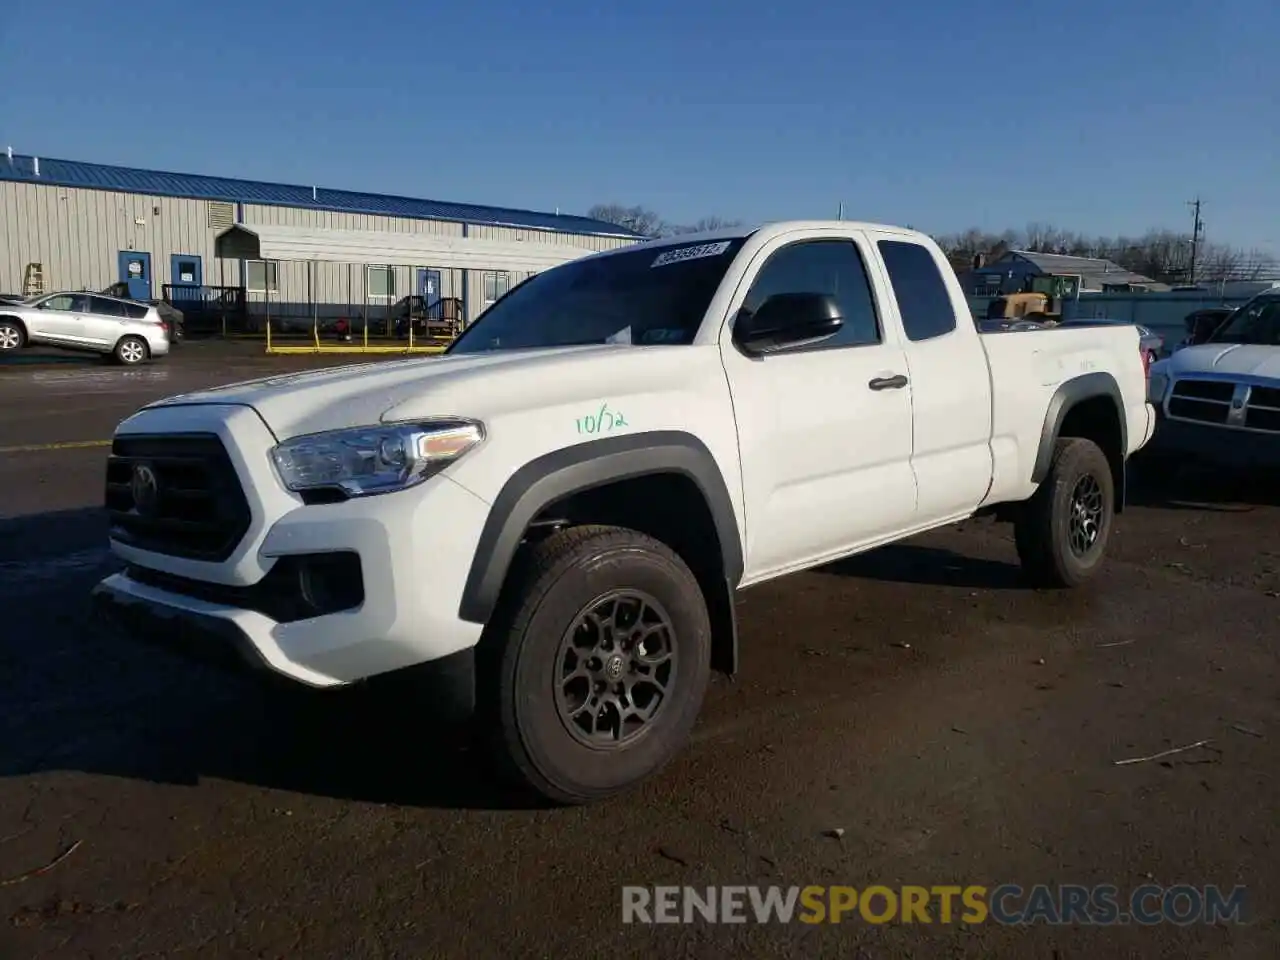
<box><xmin>118</xmin><ymin>251</ymin><xmax>152</xmax><ymax>300</ymax></box>
<box><xmin>719</xmin><ymin>229</ymin><xmax>919</xmax><ymax>581</ymax></box>
<box><xmin>417</xmin><ymin>268</ymin><xmax>441</xmax><ymax>308</ymax></box>
<box><xmin>169</xmin><ymin>254</ymin><xmax>203</xmax><ymax>308</ymax></box>
<box><xmin>30</xmin><ymin>293</ymin><xmax>90</xmax><ymax>344</ymax></box>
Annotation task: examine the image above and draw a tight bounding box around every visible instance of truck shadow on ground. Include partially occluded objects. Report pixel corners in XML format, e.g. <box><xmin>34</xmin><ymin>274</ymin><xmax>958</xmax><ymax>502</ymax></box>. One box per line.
<box><xmin>1126</xmin><ymin>457</ymin><xmax>1280</xmax><ymax>511</ymax></box>
<box><xmin>0</xmin><ymin>508</ymin><xmax>548</xmax><ymax>813</ymax></box>
<box><xmin>821</xmin><ymin>541</ymin><xmax>1026</xmax><ymax>590</ymax></box>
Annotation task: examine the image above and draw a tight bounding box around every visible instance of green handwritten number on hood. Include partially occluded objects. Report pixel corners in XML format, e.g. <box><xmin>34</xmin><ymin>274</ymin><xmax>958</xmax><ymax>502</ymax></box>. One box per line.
<box><xmin>576</xmin><ymin>403</ymin><xmax>628</xmax><ymax>435</ymax></box>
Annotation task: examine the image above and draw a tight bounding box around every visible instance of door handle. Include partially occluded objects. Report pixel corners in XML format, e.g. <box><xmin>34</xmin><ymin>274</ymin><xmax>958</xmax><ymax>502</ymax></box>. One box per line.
<box><xmin>868</xmin><ymin>374</ymin><xmax>909</xmax><ymax>391</ymax></box>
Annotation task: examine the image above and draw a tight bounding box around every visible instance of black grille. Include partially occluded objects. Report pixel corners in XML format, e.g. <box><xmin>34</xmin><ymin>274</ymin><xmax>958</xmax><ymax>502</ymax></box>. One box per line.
<box><xmin>1250</xmin><ymin>386</ymin><xmax>1280</xmax><ymax>410</ymax></box>
<box><xmin>1167</xmin><ymin>396</ymin><xmax>1230</xmax><ymax>424</ymax></box>
<box><xmin>1171</xmin><ymin>379</ymin><xmax>1235</xmax><ymax>402</ymax></box>
<box><xmin>126</xmin><ymin>552</ymin><xmax>363</xmax><ymax>623</ymax></box>
<box><xmin>1245</xmin><ymin>406</ymin><xmax>1280</xmax><ymax>432</ymax></box>
<box><xmin>105</xmin><ymin>434</ymin><xmax>251</xmax><ymax>561</ymax></box>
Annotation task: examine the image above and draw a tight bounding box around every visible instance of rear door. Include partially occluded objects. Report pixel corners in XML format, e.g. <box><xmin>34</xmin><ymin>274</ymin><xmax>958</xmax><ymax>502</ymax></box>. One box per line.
<box><xmin>83</xmin><ymin>295</ymin><xmax>132</xmax><ymax>346</ymax></box>
<box><xmin>866</xmin><ymin>232</ymin><xmax>995</xmax><ymax>523</ymax></box>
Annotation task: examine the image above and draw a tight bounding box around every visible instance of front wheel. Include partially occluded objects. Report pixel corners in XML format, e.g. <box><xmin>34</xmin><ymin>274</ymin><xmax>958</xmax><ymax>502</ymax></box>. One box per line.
<box><xmin>114</xmin><ymin>336</ymin><xmax>149</xmax><ymax>365</ymax></box>
<box><xmin>0</xmin><ymin>320</ymin><xmax>25</xmax><ymax>352</ymax></box>
<box><xmin>1014</xmin><ymin>437</ymin><xmax>1115</xmax><ymax>588</ymax></box>
<box><xmin>483</xmin><ymin>525</ymin><xmax>711</xmax><ymax>805</ymax></box>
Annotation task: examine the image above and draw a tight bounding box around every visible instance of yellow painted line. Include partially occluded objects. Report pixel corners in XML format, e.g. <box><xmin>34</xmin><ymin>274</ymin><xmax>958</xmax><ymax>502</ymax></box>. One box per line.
<box><xmin>265</xmin><ymin>345</ymin><xmax>447</xmax><ymax>355</ymax></box>
<box><xmin>0</xmin><ymin>439</ymin><xmax>112</xmax><ymax>454</ymax></box>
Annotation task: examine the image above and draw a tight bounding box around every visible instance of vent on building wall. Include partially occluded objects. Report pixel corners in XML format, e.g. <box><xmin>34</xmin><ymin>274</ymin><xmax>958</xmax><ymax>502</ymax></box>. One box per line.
<box><xmin>207</xmin><ymin>201</ymin><xmax>235</xmax><ymax>230</ymax></box>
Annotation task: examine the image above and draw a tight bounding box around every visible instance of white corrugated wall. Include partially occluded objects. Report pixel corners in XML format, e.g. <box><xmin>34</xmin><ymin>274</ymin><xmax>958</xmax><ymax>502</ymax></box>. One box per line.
<box><xmin>1</xmin><ymin>181</ymin><xmax>223</xmax><ymax>294</ymax></box>
<box><xmin>1</xmin><ymin>180</ymin><xmax>639</xmax><ymax>326</ymax></box>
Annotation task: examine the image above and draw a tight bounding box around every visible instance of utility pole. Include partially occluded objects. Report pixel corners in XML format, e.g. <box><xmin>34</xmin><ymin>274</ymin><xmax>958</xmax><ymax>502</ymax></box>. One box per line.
<box><xmin>1188</xmin><ymin>197</ymin><xmax>1205</xmax><ymax>285</ymax></box>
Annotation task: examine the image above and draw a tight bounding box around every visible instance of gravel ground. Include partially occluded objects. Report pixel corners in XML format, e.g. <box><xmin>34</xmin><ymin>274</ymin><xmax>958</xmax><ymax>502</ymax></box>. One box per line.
<box><xmin>1</xmin><ymin>345</ymin><xmax>1276</xmax><ymax>959</ymax></box>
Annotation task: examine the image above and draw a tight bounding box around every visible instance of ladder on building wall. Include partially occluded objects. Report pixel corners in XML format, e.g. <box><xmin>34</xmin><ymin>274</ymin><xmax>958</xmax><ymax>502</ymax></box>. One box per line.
<box><xmin>22</xmin><ymin>263</ymin><xmax>45</xmax><ymax>297</ymax></box>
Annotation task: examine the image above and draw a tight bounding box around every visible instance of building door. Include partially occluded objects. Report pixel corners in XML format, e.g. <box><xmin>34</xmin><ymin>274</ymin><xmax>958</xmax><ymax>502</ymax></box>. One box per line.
<box><xmin>417</xmin><ymin>268</ymin><xmax>441</xmax><ymax>307</ymax></box>
<box><xmin>118</xmin><ymin>251</ymin><xmax>152</xmax><ymax>300</ymax></box>
<box><xmin>169</xmin><ymin>254</ymin><xmax>203</xmax><ymax>308</ymax></box>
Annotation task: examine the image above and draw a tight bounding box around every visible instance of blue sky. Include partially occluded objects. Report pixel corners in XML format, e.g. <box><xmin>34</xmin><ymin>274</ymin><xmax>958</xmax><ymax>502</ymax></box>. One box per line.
<box><xmin>2</xmin><ymin>0</ymin><xmax>1277</xmax><ymax>252</ymax></box>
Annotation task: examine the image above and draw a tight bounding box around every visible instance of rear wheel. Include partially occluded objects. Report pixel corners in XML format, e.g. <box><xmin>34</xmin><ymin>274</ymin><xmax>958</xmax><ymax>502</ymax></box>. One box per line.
<box><xmin>0</xmin><ymin>319</ymin><xmax>24</xmax><ymax>352</ymax></box>
<box><xmin>483</xmin><ymin>525</ymin><xmax>711</xmax><ymax>805</ymax></box>
<box><xmin>114</xmin><ymin>336</ymin><xmax>149</xmax><ymax>365</ymax></box>
<box><xmin>1014</xmin><ymin>437</ymin><xmax>1115</xmax><ymax>588</ymax></box>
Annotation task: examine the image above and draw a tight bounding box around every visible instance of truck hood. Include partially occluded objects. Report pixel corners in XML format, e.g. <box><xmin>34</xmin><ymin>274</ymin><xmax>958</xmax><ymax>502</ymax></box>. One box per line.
<box><xmin>143</xmin><ymin>345</ymin><xmax>710</xmax><ymax>439</ymax></box>
<box><xmin>1166</xmin><ymin>343</ymin><xmax>1280</xmax><ymax>380</ymax></box>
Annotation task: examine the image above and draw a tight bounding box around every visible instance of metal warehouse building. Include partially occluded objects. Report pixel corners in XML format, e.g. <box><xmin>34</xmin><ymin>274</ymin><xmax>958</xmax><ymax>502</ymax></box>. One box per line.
<box><xmin>0</xmin><ymin>152</ymin><xmax>642</xmax><ymax>330</ymax></box>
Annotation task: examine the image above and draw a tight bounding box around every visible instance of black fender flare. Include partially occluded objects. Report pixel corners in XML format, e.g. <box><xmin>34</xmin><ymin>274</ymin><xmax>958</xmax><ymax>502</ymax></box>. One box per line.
<box><xmin>458</xmin><ymin>430</ymin><xmax>745</xmax><ymax>627</ymax></box>
<box><xmin>1031</xmin><ymin>371</ymin><xmax>1128</xmax><ymax>507</ymax></box>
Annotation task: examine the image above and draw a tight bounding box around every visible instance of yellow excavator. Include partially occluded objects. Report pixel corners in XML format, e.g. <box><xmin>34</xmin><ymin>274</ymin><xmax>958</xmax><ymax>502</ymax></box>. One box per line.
<box><xmin>983</xmin><ymin>276</ymin><xmax>1078</xmax><ymax>325</ymax></box>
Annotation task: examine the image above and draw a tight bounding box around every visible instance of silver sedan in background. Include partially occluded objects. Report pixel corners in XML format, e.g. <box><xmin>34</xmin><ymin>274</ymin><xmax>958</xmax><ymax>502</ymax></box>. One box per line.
<box><xmin>0</xmin><ymin>291</ymin><xmax>171</xmax><ymax>364</ymax></box>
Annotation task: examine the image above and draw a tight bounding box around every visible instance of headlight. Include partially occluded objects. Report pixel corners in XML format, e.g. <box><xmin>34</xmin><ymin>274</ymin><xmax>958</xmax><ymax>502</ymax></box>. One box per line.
<box><xmin>271</xmin><ymin>419</ymin><xmax>484</xmax><ymax>497</ymax></box>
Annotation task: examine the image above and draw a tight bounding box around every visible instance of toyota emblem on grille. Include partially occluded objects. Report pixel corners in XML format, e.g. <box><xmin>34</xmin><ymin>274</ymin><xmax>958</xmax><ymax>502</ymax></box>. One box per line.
<box><xmin>131</xmin><ymin>463</ymin><xmax>160</xmax><ymax>516</ymax></box>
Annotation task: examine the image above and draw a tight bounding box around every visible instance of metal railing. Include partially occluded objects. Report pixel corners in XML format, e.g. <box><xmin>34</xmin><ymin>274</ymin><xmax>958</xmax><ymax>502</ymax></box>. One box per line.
<box><xmin>161</xmin><ymin>284</ymin><xmax>249</xmax><ymax>336</ymax></box>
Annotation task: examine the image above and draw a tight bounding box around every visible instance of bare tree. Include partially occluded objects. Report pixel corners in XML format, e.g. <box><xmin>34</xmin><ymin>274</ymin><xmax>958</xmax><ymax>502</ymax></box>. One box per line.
<box><xmin>586</xmin><ymin>204</ymin><xmax>667</xmax><ymax>238</ymax></box>
<box><xmin>587</xmin><ymin>204</ymin><xmax>743</xmax><ymax>239</ymax></box>
<box><xmin>931</xmin><ymin>221</ymin><xmax>1280</xmax><ymax>283</ymax></box>
<box><xmin>666</xmin><ymin>216</ymin><xmax>745</xmax><ymax>236</ymax></box>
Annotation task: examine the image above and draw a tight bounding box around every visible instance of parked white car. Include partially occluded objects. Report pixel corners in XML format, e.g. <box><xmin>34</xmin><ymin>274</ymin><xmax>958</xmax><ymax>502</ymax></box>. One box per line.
<box><xmin>1146</xmin><ymin>289</ymin><xmax>1280</xmax><ymax>467</ymax></box>
<box><xmin>92</xmin><ymin>220</ymin><xmax>1154</xmax><ymax>803</ymax></box>
<box><xmin>0</xmin><ymin>291</ymin><xmax>171</xmax><ymax>364</ymax></box>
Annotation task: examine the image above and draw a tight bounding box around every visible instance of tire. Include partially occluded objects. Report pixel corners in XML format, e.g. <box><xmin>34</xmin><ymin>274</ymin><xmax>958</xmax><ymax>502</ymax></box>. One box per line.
<box><xmin>0</xmin><ymin>319</ymin><xmax>24</xmax><ymax>352</ymax></box>
<box><xmin>1014</xmin><ymin>437</ymin><xmax>1115</xmax><ymax>588</ymax></box>
<box><xmin>482</xmin><ymin>524</ymin><xmax>711</xmax><ymax>805</ymax></box>
<box><xmin>114</xmin><ymin>335</ymin><xmax>149</xmax><ymax>366</ymax></box>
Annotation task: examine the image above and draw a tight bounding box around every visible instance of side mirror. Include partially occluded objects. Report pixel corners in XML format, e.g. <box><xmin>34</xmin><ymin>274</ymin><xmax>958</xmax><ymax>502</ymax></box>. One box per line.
<box><xmin>734</xmin><ymin>293</ymin><xmax>844</xmax><ymax>354</ymax></box>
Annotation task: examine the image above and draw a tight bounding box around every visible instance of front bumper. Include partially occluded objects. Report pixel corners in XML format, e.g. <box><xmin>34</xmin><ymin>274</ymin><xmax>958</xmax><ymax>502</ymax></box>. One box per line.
<box><xmin>1147</xmin><ymin>411</ymin><xmax>1280</xmax><ymax>469</ymax></box>
<box><xmin>96</xmin><ymin>403</ymin><xmax>493</xmax><ymax>690</ymax></box>
<box><xmin>91</xmin><ymin>574</ymin><xmax>478</xmax><ymax>717</ymax></box>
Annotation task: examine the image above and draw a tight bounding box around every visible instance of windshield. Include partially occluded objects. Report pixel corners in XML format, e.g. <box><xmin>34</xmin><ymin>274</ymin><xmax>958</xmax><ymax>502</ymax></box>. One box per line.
<box><xmin>447</xmin><ymin>237</ymin><xmax>748</xmax><ymax>354</ymax></box>
<box><xmin>1209</xmin><ymin>296</ymin><xmax>1280</xmax><ymax>346</ymax></box>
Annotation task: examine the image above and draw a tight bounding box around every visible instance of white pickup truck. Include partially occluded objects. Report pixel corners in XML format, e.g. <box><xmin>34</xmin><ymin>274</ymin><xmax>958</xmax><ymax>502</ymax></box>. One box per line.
<box><xmin>93</xmin><ymin>220</ymin><xmax>1154</xmax><ymax>803</ymax></box>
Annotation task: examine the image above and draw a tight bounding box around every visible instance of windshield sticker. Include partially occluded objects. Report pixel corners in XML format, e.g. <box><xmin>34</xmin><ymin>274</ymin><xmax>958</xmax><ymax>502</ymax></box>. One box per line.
<box><xmin>576</xmin><ymin>402</ymin><xmax>629</xmax><ymax>435</ymax></box>
<box><xmin>651</xmin><ymin>241</ymin><xmax>732</xmax><ymax>268</ymax></box>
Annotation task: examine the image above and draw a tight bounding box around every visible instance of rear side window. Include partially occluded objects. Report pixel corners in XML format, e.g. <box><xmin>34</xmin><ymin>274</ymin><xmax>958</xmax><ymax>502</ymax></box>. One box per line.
<box><xmin>123</xmin><ymin>302</ymin><xmax>148</xmax><ymax>319</ymax></box>
<box><xmin>90</xmin><ymin>296</ymin><xmax>126</xmax><ymax>317</ymax></box>
<box><xmin>878</xmin><ymin>240</ymin><xmax>957</xmax><ymax>342</ymax></box>
<box><xmin>740</xmin><ymin>239</ymin><xmax>881</xmax><ymax>347</ymax></box>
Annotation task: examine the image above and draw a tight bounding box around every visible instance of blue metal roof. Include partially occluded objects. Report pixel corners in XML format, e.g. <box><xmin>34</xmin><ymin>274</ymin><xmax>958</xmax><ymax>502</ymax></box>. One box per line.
<box><xmin>0</xmin><ymin>154</ymin><xmax>644</xmax><ymax>239</ymax></box>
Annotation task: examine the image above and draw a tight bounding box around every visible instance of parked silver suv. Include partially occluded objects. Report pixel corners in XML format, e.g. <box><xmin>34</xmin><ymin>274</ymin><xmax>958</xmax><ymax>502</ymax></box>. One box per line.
<box><xmin>0</xmin><ymin>291</ymin><xmax>171</xmax><ymax>365</ymax></box>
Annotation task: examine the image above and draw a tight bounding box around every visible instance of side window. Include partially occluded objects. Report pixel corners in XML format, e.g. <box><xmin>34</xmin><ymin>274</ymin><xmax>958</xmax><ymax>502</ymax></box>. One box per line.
<box><xmin>740</xmin><ymin>239</ymin><xmax>880</xmax><ymax>347</ymax></box>
<box><xmin>878</xmin><ymin>240</ymin><xmax>957</xmax><ymax>342</ymax></box>
<box><xmin>89</xmin><ymin>296</ymin><xmax>126</xmax><ymax>317</ymax></box>
<box><xmin>123</xmin><ymin>302</ymin><xmax>148</xmax><ymax>319</ymax></box>
<box><xmin>68</xmin><ymin>294</ymin><xmax>91</xmax><ymax>313</ymax></box>
<box><xmin>41</xmin><ymin>295</ymin><xmax>75</xmax><ymax>311</ymax></box>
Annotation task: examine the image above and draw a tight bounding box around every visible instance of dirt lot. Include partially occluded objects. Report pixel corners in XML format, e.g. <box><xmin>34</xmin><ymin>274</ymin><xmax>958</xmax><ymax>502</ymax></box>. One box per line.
<box><xmin>1</xmin><ymin>344</ymin><xmax>1277</xmax><ymax>958</ymax></box>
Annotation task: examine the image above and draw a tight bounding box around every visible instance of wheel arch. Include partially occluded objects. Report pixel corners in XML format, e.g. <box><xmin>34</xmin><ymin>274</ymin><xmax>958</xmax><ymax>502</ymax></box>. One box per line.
<box><xmin>0</xmin><ymin>314</ymin><xmax>29</xmax><ymax>340</ymax></box>
<box><xmin>459</xmin><ymin>431</ymin><xmax>744</xmax><ymax>675</ymax></box>
<box><xmin>114</xmin><ymin>333</ymin><xmax>151</xmax><ymax>361</ymax></box>
<box><xmin>1032</xmin><ymin>372</ymin><xmax>1127</xmax><ymax>512</ymax></box>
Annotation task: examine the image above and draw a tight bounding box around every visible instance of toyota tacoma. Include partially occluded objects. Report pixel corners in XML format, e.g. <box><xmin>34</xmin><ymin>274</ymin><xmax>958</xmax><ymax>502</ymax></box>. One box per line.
<box><xmin>93</xmin><ymin>220</ymin><xmax>1155</xmax><ymax>803</ymax></box>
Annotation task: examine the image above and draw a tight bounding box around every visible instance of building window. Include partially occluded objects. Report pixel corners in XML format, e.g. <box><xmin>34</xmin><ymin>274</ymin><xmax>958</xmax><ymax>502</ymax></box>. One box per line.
<box><xmin>367</xmin><ymin>265</ymin><xmax>393</xmax><ymax>300</ymax></box>
<box><xmin>246</xmin><ymin>260</ymin><xmax>278</xmax><ymax>294</ymax></box>
<box><xmin>483</xmin><ymin>271</ymin><xmax>510</xmax><ymax>305</ymax></box>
